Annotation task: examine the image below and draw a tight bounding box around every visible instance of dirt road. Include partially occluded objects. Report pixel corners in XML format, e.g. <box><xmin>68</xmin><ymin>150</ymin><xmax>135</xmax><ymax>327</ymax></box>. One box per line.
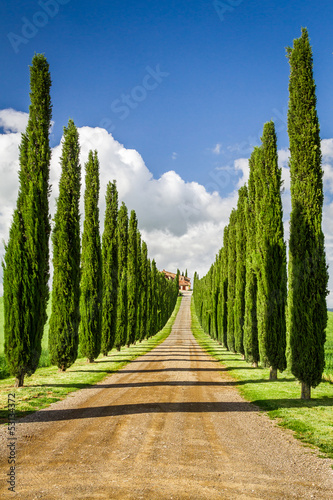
<box><xmin>1</xmin><ymin>292</ymin><xmax>333</xmax><ymax>499</ymax></box>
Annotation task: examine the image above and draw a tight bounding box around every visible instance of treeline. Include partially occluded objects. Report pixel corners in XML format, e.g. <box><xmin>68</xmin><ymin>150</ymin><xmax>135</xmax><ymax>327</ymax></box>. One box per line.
<box><xmin>193</xmin><ymin>28</ymin><xmax>328</xmax><ymax>399</ymax></box>
<box><xmin>3</xmin><ymin>54</ymin><xmax>178</xmax><ymax>387</ymax></box>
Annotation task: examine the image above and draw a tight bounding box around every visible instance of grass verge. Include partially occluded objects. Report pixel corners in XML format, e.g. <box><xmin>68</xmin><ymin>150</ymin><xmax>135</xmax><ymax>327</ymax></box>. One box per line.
<box><xmin>190</xmin><ymin>298</ymin><xmax>333</xmax><ymax>463</ymax></box>
<box><xmin>0</xmin><ymin>296</ymin><xmax>182</xmax><ymax>424</ymax></box>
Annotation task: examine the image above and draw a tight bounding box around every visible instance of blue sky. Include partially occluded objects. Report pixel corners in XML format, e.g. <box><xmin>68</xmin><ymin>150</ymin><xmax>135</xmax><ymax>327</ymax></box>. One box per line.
<box><xmin>1</xmin><ymin>0</ymin><xmax>333</xmax><ymax>188</ymax></box>
<box><xmin>1</xmin><ymin>0</ymin><xmax>333</xmax><ymax>303</ymax></box>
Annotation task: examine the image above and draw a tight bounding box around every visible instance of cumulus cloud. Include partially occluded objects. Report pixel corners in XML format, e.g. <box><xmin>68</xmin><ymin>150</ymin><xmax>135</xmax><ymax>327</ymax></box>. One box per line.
<box><xmin>0</xmin><ymin>110</ymin><xmax>236</xmax><ymax>291</ymax></box>
<box><xmin>0</xmin><ymin>108</ymin><xmax>332</xmax><ymax>306</ymax></box>
<box><xmin>0</xmin><ymin>108</ymin><xmax>28</xmax><ymax>134</ymax></box>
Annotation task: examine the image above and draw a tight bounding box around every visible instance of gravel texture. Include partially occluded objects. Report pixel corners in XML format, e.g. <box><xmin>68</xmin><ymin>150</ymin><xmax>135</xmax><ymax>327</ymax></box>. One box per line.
<box><xmin>0</xmin><ymin>292</ymin><xmax>333</xmax><ymax>499</ymax></box>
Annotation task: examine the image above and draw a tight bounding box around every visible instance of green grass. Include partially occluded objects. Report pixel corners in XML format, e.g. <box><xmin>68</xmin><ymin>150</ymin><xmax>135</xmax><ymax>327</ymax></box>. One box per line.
<box><xmin>191</xmin><ymin>299</ymin><xmax>333</xmax><ymax>463</ymax></box>
<box><xmin>324</xmin><ymin>310</ymin><xmax>333</xmax><ymax>382</ymax></box>
<box><xmin>0</xmin><ymin>296</ymin><xmax>182</xmax><ymax>423</ymax></box>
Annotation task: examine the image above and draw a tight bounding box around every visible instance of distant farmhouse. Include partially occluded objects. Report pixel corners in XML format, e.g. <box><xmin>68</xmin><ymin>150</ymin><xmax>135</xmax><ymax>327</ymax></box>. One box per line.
<box><xmin>162</xmin><ymin>270</ymin><xmax>191</xmax><ymax>291</ymax></box>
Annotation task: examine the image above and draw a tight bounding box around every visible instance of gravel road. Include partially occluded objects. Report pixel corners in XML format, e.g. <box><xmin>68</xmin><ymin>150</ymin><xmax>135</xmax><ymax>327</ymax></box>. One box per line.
<box><xmin>1</xmin><ymin>292</ymin><xmax>333</xmax><ymax>499</ymax></box>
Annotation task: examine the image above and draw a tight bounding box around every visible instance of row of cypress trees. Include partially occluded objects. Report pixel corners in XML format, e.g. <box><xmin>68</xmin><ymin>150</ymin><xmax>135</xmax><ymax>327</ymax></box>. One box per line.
<box><xmin>193</xmin><ymin>28</ymin><xmax>328</xmax><ymax>399</ymax></box>
<box><xmin>193</xmin><ymin>121</ymin><xmax>286</xmax><ymax>374</ymax></box>
<box><xmin>3</xmin><ymin>54</ymin><xmax>178</xmax><ymax>386</ymax></box>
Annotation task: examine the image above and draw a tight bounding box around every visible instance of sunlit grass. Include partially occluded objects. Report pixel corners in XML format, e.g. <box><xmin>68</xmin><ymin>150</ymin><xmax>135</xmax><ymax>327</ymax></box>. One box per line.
<box><xmin>191</xmin><ymin>298</ymin><xmax>333</xmax><ymax>462</ymax></box>
<box><xmin>0</xmin><ymin>297</ymin><xmax>182</xmax><ymax>423</ymax></box>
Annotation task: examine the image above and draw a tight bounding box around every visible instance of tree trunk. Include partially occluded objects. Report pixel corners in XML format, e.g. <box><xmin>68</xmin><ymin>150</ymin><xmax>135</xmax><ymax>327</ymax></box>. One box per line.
<box><xmin>58</xmin><ymin>366</ymin><xmax>66</xmax><ymax>372</ymax></box>
<box><xmin>117</xmin><ymin>346</ymin><xmax>121</xmax><ymax>352</ymax></box>
<box><xmin>269</xmin><ymin>367</ymin><xmax>277</xmax><ymax>380</ymax></box>
<box><xmin>15</xmin><ymin>374</ymin><xmax>24</xmax><ymax>387</ymax></box>
<box><xmin>301</xmin><ymin>382</ymin><xmax>311</xmax><ymax>400</ymax></box>
<box><xmin>87</xmin><ymin>358</ymin><xmax>94</xmax><ymax>363</ymax></box>
<box><xmin>252</xmin><ymin>361</ymin><xmax>258</xmax><ymax>368</ymax></box>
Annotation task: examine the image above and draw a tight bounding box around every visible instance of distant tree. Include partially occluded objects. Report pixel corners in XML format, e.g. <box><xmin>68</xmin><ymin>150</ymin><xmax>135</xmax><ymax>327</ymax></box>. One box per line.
<box><xmin>255</xmin><ymin>121</ymin><xmax>287</xmax><ymax>379</ymax></box>
<box><xmin>101</xmin><ymin>181</ymin><xmax>118</xmax><ymax>356</ymax></box>
<box><xmin>150</xmin><ymin>259</ymin><xmax>158</xmax><ymax>336</ymax></box>
<box><xmin>3</xmin><ymin>54</ymin><xmax>52</xmax><ymax>387</ymax></box>
<box><xmin>234</xmin><ymin>186</ymin><xmax>248</xmax><ymax>356</ymax></box>
<box><xmin>185</xmin><ymin>269</ymin><xmax>188</xmax><ymax>277</ymax></box>
<box><xmin>287</xmin><ymin>28</ymin><xmax>328</xmax><ymax>399</ymax></box>
<box><xmin>79</xmin><ymin>151</ymin><xmax>102</xmax><ymax>362</ymax></box>
<box><xmin>221</xmin><ymin>225</ymin><xmax>229</xmax><ymax>348</ymax></box>
<box><xmin>136</xmin><ymin>231</ymin><xmax>142</xmax><ymax>342</ymax></box>
<box><xmin>243</xmin><ymin>149</ymin><xmax>260</xmax><ymax>366</ymax></box>
<box><xmin>49</xmin><ymin>120</ymin><xmax>81</xmax><ymax>371</ymax></box>
<box><xmin>127</xmin><ymin>210</ymin><xmax>138</xmax><ymax>346</ymax></box>
<box><xmin>139</xmin><ymin>241</ymin><xmax>148</xmax><ymax>340</ymax></box>
<box><xmin>175</xmin><ymin>269</ymin><xmax>180</xmax><ymax>296</ymax></box>
<box><xmin>115</xmin><ymin>202</ymin><xmax>128</xmax><ymax>349</ymax></box>
<box><xmin>227</xmin><ymin>209</ymin><xmax>237</xmax><ymax>352</ymax></box>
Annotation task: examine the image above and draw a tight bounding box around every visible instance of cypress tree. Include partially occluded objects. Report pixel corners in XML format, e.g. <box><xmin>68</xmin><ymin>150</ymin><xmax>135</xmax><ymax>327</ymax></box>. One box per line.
<box><xmin>101</xmin><ymin>181</ymin><xmax>118</xmax><ymax>355</ymax></box>
<box><xmin>216</xmin><ymin>248</ymin><xmax>224</xmax><ymax>345</ymax></box>
<box><xmin>227</xmin><ymin>209</ymin><xmax>237</xmax><ymax>352</ymax></box>
<box><xmin>234</xmin><ymin>186</ymin><xmax>248</xmax><ymax>356</ymax></box>
<box><xmin>127</xmin><ymin>210</ymin><xmax>138</xmax><ymax>346</ymax></box>
<box><xmin>175</xmin><ymin>269</ymin><xmax>180</xmax><ymax>297</ymax></box>
<box><xmin>150</xmin><ymin>259</ymin><xmax>158</xmax><ymax>336</ymax></box>
<box><xmin>243</xmin><ymin>149</ymin><xmax>260</xmax><ymax>366</ymax></box>
<box><xmin>146</xmin><ymin>259</ymin><xmax>153</xmax><ymax>338</ymax></box>
<box><xmin>287</xmin><ymin>28</ymin><xmax>328</xmax><ymax>399</ymax></box>
<box><xmin>136</xmin><ymin>231</ymin><xmax>142</xmax><ymax>342</ymax></box>
<box><xmin>3</xmin><ymin>54</ymin><xmax>52</xmax><ymax>387</ymax></box>
<box><xmin>79</xmin><ymin>151</ymin><xmax>102</xmax><ymax>362</ymax></box>
<box><xmin>221</xmin><ymin>225</ymin><xmax>229</xmax><ymax>348</ymax></box>
<box><xmin>115</xmin><ymin>202</ymin><xmax>128</xmax><ymax>349</ymax></box>
<box><xmin>48</xmin><ymin>119</ymin><xmax>81</xmax><ymax>371</ymax></box>
<box><xmin>139</xmin><ymin>241</ymin><xmax>148</xmax><ymax>341</ymax></box>
<box><xmin>256</xmin><ymin>121</ymin><xmax>287</xmax><ymax>379</ymax></box>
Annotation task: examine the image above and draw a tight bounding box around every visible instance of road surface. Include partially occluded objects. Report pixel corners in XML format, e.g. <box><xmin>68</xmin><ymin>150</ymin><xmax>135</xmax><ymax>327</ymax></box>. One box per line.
<box><xmin>1</xmin><ymin>292</ymin><xmax>333</xmax><ymax>499</ymax></box>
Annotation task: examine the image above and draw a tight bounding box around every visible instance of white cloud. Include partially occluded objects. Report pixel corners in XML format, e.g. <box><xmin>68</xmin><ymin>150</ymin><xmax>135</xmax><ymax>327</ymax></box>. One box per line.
<box><xmin>171</xmin><ymin>152</ymin><xmax>177</xmax><ymax>160</ymax></box>
<box><xmin>0</xmin><ymin>109</ymin><xmax>332</xmax><ymax>306</ymax></box>
<box><xmin>0</xmin><ymin>108</ymin><xmax>28</xmax><ymax>134</ymax></box>
<box><xmin>212</xmin><ymin>143</ymin><xmax>222</xmax><ymax>155</ymax></box>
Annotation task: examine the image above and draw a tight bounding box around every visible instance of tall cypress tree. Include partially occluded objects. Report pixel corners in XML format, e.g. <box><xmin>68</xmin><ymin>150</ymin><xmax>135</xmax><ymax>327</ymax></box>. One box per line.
<box><xmin>115</xmin><ymin>202</ymin><xmax>128</xmax><ymax>349</ymax></box>
<box><xmin>79</xmin><ymin>151</ymin><xmax>102</xmax><ymax>362</ymax></box>
<box><xmin>3</xmin><ymin>54</ymin><xmax>52</xmax><ymax>387</ymax></box>
<box><xmin>136</xmin><ymin>230</ymin><xmax>142</xmax><ymax>342</ymax></box>
<box><xmin>127</xmin><ymin>210</ymin><xmax>138</xmax><ymax>346</ymax></box>
<box><xmin>234</xmin><ymin>185</ymin><xmax>248</xmax><ymax>356</ymax></box>
<box><xmin>227</xmin><ymin>209</ymin><xmax>237</xmax><ymax>352</ymax></box>
<box><xmin>139</xmin><ymin>241</ymin><xmax>148</xmax><ymax>341</ymax></box>
<box><xmin>256</xmin><ymin>121</ymin><xmax>287</xmax><ymax>379</ymax></box>
<box><xmin>101</xmin><ymin>181</ymin><xmax>118</xmax><ymax>355</ymax></box>
<box><xmin>287</xmin><ymin>28</ymin><xmax>328</xmax><ymax>399</ymax></box>
<box><xmin>150</xmin><ymin>259</ymin><xmax>158</xmax><ymax>336</ymax></box>
<box><xmin>221</xmin><ymin>225</ymin><xmax>229</xmax><ymax>348</ymax></box>
<box><xmin>48</xmin><ymin>120</ymin><xmax>81</xmax><ymax>371</ymax></box>
<box><xmin>244</xmin><ymin>149</ymin><xmax>260</xmax><ymax>366</ymax></box>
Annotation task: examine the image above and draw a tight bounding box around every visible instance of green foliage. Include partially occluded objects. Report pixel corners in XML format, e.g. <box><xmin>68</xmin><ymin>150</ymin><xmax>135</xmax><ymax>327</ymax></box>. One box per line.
<box><xmin>101</xmin><ymin>181</ymin><xmax>118</xmax><ymax>355</ymax></box>
<box><xmin>48</xmin><ymin>120</ymin><xmax>81</xmax><ymax>371</ymax></box>
<box><xmin>227</xmin><ymin>209</ymin><xmax>237</xmax><ymax>352</ymax></box>
<box><xmin>287</xmin><ymin>28</ymin><xmax>328</xmax><ymax>391</ymax></box>
<box><xmin>115</xmin><ymin>202</ymin><xmax>128</xmax><ymax>349</ymax></box>
<box><xmin>191</xmin><ymin>299</ymin><xmax>333</xmax><ymax>461</ymax></box>
<box><xmin>234</xmin><ymin>186</ymin><xmax>247</xmax><ymax>355</ymax></box>
<box><xmin>243</xmin><ymin>149</ymin><xmax>259</xmax><ymax>365</ymax></box>
<box><xmin>127</xmin><ymin>210</ymin><xmax>138</xmax><ymax>345</ymax></box>
<box><xmin>256</xmin><ymin>121</ymin><xmax>287</xmax><ymax>373</ymax></box>
<box><xmin>79</xmin><ymin>151</ymin><xmax>102</xmax><ymax>362</ymax></box>
<box><xmin>139</xmin><ymin>241</ymin><xmax>148</xmax><ymax>341</ymax></box>
<box><xmin>0</xmin><ymin>297</ymin><xmax>181</xmax><ymax>422</ymax></box>
<box><xmin>3</xmin><ymin>54</ymin><xmax>52</xmax><ymax>385</ymax></box>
